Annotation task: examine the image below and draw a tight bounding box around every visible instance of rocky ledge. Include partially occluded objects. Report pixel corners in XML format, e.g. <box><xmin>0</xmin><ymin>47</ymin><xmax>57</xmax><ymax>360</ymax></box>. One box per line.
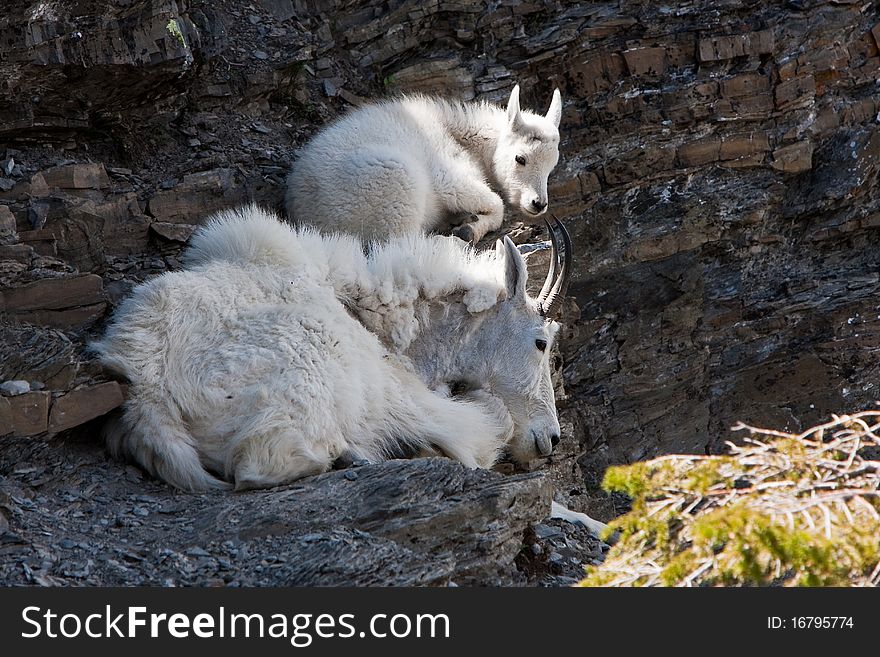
<box><xmin>0</xmin><ymin>436</ymin><xmax>607</xmax><ymax>586</ymax></box>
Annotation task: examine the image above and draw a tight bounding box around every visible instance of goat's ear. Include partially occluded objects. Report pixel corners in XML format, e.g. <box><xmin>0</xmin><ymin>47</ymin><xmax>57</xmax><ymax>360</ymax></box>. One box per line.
<box><xmin>506</xmin><ymin>84</ymin><xmax>522</xmax><ymax>130</ymax></box>
<box><xmin>546</xmin><ymin>88</ymin><xmax>562</xmax><ymax>128</ymax></box>
<box><xmin>500</xmin><ymin>236</ymin><xmax>528</xmax><ymax>301</ymax></box>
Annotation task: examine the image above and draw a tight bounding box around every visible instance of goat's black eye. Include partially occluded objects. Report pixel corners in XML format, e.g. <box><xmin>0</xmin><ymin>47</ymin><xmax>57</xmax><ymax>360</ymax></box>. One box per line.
<box><xmin>515</xmin><ymin>155</ymin><xmax>526</xmax><ymax>166</ymax></box>
<box><xmin>535</xmin><ymin>338</ymin><xmax>547</xmax><ymax>352</ymax></box>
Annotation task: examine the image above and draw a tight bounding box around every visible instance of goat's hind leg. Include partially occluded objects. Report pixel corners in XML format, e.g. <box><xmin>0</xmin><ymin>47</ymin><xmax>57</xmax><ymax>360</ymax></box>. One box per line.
<box><xmin>229</xmin><ymin>423</ymin><xmax>333</xmax><ymax>490</ymax></box>
<box><xmin>339</xmin><ymin>147</ymin><xmax>436</xmax><ymax>238</ymax></box>
<box><xmin>550</xmin><ymin>500</ymin><xmax>618</xmax><ymax>544</ymax></box>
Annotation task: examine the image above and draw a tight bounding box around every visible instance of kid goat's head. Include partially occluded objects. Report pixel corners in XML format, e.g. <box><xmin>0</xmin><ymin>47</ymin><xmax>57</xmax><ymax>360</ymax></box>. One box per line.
<box><xmin>493</xmin><ymin>84</ymin><xmax>562</xmax><ymax>220</ymax></box>
<box><xmin>467</xmin><ymin>216</ymin><xmax>572</xmax><ymax>463</ymax></box>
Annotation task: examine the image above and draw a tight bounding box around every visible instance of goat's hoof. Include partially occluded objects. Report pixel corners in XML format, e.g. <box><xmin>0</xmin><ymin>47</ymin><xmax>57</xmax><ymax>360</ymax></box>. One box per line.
<box><xmin>331</xmin><ymin>453</ymin><xmax>354</xmax><ymax>469</ymax></box>
<box><xmin>453</xmin><ymin>224</ymin><xmax>476</xmax><ymax>242</ymax></box>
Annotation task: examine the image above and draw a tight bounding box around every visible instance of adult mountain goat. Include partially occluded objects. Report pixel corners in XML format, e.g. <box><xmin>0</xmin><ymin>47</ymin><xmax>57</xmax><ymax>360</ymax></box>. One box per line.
<box><xmin>286</xmin><ymin>85</ymin><xmax>562</xmax><ymax>243</ymax></box>
<box><xmin>92</xmin><ymin>205</ymin><xmax>573</xmax><ymax>492</ymax></box>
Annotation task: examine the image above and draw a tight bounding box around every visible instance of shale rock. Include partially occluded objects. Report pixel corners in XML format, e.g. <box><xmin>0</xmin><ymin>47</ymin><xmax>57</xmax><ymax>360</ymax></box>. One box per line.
<box><xmin>0</xmin><ymin>442</ymin><xmax>553</xmax><ymax>586</ymax></box>
<box><xmin>47</xmin><ymin>382</ymin><xmax>125</xmax><ymax>434</ymax></box>
<box><xmin>1</xmin><ymin>274</ymin><xmax>106</xmax><ymax>329</ymax></box>
<box><xmin>2</xmin><ymin>391</ymin><xmax>50</xmax><ymax>436</ymax></box>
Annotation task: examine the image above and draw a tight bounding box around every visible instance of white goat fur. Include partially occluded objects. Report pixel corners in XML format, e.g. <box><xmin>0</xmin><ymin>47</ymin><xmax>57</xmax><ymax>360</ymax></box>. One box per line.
<box><xmin>286</xmin><ymin>85</ymin><xmax>562</xmax><ymax>243</ymax></box>
<box><xmin>93</xmin><ymin>205</ymin><xmax>563</xmax><ymax>492</ymax></box>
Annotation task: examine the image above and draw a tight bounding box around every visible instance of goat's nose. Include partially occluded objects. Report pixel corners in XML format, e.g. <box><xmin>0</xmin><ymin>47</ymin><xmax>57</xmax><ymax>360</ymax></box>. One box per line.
<box><xmin>534</xmin><ymin>436</ymin><xmax>551</xmax><ymax>457</ymax></box>
<box><xmin>531</xmin><ymin>198</ymin><xmax>547</xmax><ymax>212</ymax></box>
<box><xmin>550</xmin><ymin>434</ymin><xmax>560</xmax><ymax>447</ymax></box>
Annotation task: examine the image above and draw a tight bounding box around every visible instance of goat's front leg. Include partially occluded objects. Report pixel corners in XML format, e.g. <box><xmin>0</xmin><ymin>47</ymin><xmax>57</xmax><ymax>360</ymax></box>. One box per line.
<box><xmin>449</xmin><ymin>184</ymin><xmax>505</xmax><ymax>243</ymax></box>
<box><xmin>433</xmin><ymin>162</ymin><xmax>505</xmax><ymax>243</ymax></box>
<box><xmin>425</xmin><ymin>388</ymin><xmax>513</xmax><ymax>469</ymax></box>
<box><xmin>460</xmin><ymin>388</ymin><xmax>515</xmax><ymax>446</ymax></box>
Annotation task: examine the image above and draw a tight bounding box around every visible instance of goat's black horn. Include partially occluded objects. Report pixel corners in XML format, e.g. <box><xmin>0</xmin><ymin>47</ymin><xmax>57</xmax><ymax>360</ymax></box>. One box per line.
<box><xmin>540</xmin><ymin>214</ymin><xmax>572</xmax><ymax>317</ymax></box>
<box><xmin>536</xmin><ymin>216</ymin><xmax>559</xmax><ymax>313</ymax></box>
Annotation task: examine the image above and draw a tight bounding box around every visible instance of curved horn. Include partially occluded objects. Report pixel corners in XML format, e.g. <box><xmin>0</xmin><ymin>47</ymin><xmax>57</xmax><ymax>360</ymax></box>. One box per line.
<box><xmin>541</xmin><ymin>215</ymin><xmax>572</xmax><ymax>317</ymax></box>
<box><xmin>536</xmin><ymin>216</ymin><xmax>559</xmax><ymax>311</ymax></box>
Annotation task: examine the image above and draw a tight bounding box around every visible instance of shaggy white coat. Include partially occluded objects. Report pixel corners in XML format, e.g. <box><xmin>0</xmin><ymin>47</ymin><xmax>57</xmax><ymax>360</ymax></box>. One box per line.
<box><xmin>93</xmin><ymin>205</ymin><xmax>562</xmax><ymax>491</ymax></box>
<box><xmin>286</xmin><ymin>85</ymin><xmax>562</xmax><ymax>243</ymax></box>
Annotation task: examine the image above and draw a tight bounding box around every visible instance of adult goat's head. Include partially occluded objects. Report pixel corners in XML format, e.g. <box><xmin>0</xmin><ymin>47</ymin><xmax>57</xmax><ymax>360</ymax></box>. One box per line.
<box><xmin>458</xmin><ymin>215</ymin><xmax>572</xmax><ymax>462</ymax></box>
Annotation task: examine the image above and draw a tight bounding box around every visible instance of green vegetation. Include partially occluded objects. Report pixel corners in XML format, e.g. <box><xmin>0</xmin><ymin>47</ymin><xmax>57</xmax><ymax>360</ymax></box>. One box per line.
<box><xmin>166</xmin><ymin>18</ymin><xmax>187</xmax><ymax>48</ymax></box>
<box><xmin>580</xmin><ymin>412</ymin><xmax>880</xmax><ymax>587</ymax></box>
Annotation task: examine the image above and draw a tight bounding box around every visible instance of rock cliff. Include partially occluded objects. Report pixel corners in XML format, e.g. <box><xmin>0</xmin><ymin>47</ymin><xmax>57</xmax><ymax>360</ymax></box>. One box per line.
<box><xmin>1</xmin><ymin>0</ymin><xmax>879</xmax><ymax>580</ymax></box>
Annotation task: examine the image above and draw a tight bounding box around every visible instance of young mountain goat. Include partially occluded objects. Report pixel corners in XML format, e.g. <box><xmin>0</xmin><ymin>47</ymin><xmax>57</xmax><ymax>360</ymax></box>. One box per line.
<box><xmin>286</xmin><ymin>85</ymin><xmax>562</xmax><ymax>243</ymax></box>
<box><xmin>92</xmin><ymin>205</ymin><xmax>574</xmax><ymax>493</ymax></box>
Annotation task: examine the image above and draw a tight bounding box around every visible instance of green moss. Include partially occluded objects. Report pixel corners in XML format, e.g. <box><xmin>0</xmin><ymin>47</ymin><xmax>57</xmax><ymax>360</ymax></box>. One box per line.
<box><xmin>166</xmin><ymin>19</ymin><xmax>186</xmax><ymax>48</ymax></box>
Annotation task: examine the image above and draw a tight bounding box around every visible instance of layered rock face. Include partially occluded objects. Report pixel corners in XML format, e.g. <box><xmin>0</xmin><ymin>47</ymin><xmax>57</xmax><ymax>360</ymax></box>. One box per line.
<box><xmin>544</xmin><ymin>2</ymin><xmax>880</xmax><ymax>519</ymax></box>
<box><xmin>1</xmin><ymin>0</ymin><xmax>879</xmax><ymax>539</ymax></box>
